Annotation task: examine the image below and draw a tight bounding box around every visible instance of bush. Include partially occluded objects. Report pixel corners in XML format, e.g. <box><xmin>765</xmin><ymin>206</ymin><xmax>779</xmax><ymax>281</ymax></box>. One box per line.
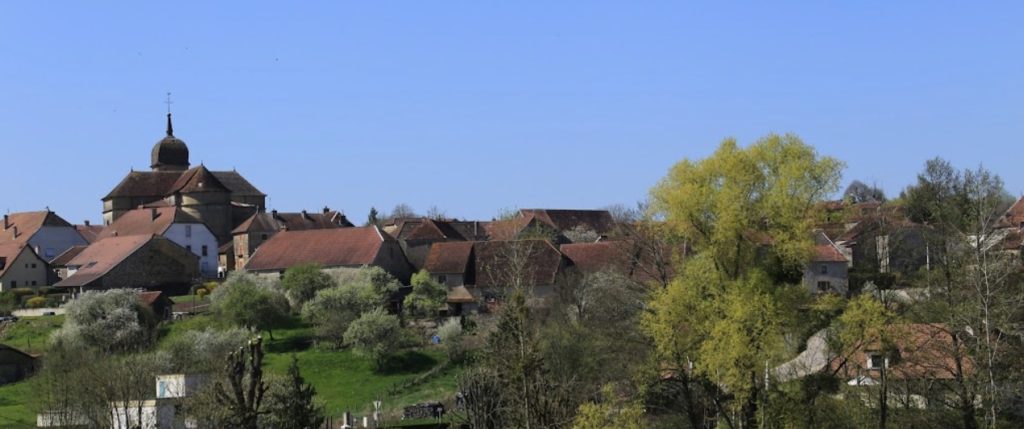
<box><xmin>54</xmin><ymin>289</ymin><xmax>157</xmax><ymax>353</ymax></box>
<box><xmin>436</xmin><ymin>317</ymin><xmax>465</xmax><ymax>362</ymax></box>
<box><xmin>211</xmin><ymin>272</ymin><xmax>290</xmax><ymax>339</ymax></box>
<box><xmin>163</xmin><ymin>327</ymin><xmax>250</xmax><ymax>372</ymax></box>
<box><xmin>26</xmin><ymin>296</ymin><xmax>47</xmax><ymax>308</ymax></box>
<box><xmin>404</xmin><ymin>270</ymin><xmax>447</xmax><ymax>319</ymax></box>
<box><xmin>344</xmin><ymin>308</ymin><xmax>404</xmax><ymax>370</ymax></box>
<box><xmin>10</xmin><ymin>288</ymin><xmax>35</xmax><ymax>297</ymax></box>
<box><xmin>281</xmin><ymin>263</ymin><xmax>335</xmax><ymax>309</ymax></box>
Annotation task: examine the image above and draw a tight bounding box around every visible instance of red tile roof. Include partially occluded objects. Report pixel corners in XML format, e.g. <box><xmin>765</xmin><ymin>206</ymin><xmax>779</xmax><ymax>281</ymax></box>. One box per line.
<box><xmin>50</xmin><ymin>245</ymin><xmax>88</xmax><ymax>267</ymax></box>
<box><xmin>424</xmin><ymin>241</ymin><xmax>475</xmax><ymax>274</ymax></box>
<box><xmin>519</xmin><ymin>209</ymin><xmax>616</xmax><ymax>234</ymax></box>
<box><xmin>834</xmin><ymin>323</ymin><xmax>972</xmax><ymax>381</ymax></box>
<box><xmin>0</xmin><ymin>211</ymin><xmax>75</xmax><ymax>244</ymax></box>
<box><xmin>244</xmin><ymin>226</ymin><xmax>392</xmax><ymax>272</ymax></box>
<box><xmin>998</xmin><ymin>196</ymin><xmax>1024</xmax><ymax>228</ymax></box>
<box><xmin>474</xmin><ymin>240</ymin><xmax>563</xmax><ymax>288</ymax></box>
<box><xmin>232</xmin><ymin>210</ymin><xmax>350</xmax><ymax>234</ymax></box>
<box><xmin>447</xmin><ymin>285</ymin><xmax>477</xmax><ymax>303</ymax></box>
<box><xmin>97</xmin><ymin>207</ymin><xmax>206</xmax><ymax>240</ymax></box>
<box><xmin>167</xmin><ymin>165</ymin><xmax>230</xmax><ymax>194</ymax></box>
<box><xmin>54</xmin><ymin>235</ymin><xmax>157</xmax><ymax>288</ymax></box>
<box><xmin>812</xmin><ymin>244</ymin><xmax>848</xmax><ymax>263</ymax></box>
<box><xmin>75</xmin><ymin>224</ymin><xmax>105</xmax><ymax>243</ymax></box>
<box><xmin>560</xmin><ymin>241</ymin><xmax>631</xmax><ymax>274</ymax></box>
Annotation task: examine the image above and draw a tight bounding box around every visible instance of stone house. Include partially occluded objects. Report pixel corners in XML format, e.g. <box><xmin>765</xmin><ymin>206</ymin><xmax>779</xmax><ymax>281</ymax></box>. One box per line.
<box><xmin>0</xmin><ymin>211</ymin><xmax>89</xmax><ymax>262</ymax></box>
<box><xmin>54</xmin><ymin>234</ymin><xmax>199</xmax><ymax>296</ymax></box>
<box><xmin>804</xmin><ymin>231</ymin><xmax>850</xmax><ymax>295</ymax></box>
<box><xmin>231</xmin><ymin>207</ymin><xmax>352</xmax><ymax>270</ymax></box>
<box><xmin>98</xmin><ymin>207</ymin><xmax>219</xmax><ymax>278</ymax></box>
<box><xmin>423</xmin><ymin>241</ymin><xmax>475</xmax><ymax>287</ymax></box>
<box><xmin>244</xmin><ymin>226</ymin><xmax>413</xmax><ymax>284</ymax></box>
<box><xmin>0</xmin><ymin>242</ymin><xmax>49</xmax><ymax>291</ymax></box>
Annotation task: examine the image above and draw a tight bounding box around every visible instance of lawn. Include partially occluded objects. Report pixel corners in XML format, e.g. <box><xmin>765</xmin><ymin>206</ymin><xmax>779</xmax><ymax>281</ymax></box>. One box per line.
<box><xmin>0</xmin><ymin>314</ymin><xmax>64</xmax><ymax>355</ymax></box>
<box><xmin>0</xmin><ymin>313</ymin><xmax>464</xmax><ymax>425</ymax></box>
<box><xmin>0</xmin><ymin>379</ymin><xmax>37</xmax><ymax>428</ymax></box>
<box><xmin>161</xmin><ymin>314</ymin><xmax>464</xmax><ymax>419</ymax></box>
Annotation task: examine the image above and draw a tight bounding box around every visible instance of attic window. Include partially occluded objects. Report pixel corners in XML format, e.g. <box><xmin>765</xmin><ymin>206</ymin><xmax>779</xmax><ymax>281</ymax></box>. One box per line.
<box><xmin>819</xmin><ymin>265</ymin><xmax>828</xmax><ymax>275</ymax></box>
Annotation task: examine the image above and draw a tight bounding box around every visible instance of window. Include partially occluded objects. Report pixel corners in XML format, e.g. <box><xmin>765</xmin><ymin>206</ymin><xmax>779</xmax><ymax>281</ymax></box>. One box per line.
<box><xmin>261</xmin><ymin>234</ymin><xmax>268</xmax><ymax>240</ymax></box>
<box><xmin>867</xmin><ymin>353</ymin><xmax>887</xmax><ymax>370</ymax></box>
<box><xmin>186</xmin><ymin>245</ymin><xmax>192</xmax><ymax>253</ymax></box>
<box><xmin>817</xmin><ymin>281</ymin><xmax>831</xmax><ymax>292</ymax></box>
<box><xmin>437</xmin><ymin>274</ymin><xmax>448</xmax><ymax>284</ymax></box>
<box><xmin>201</xmin><ymin>245</ymin><xmax>208</xmax><ymax>257</ymax></box>
<box><xmin>31</xmin><ymin>281</ymin><xmax>37</xmax><ymax>286</ymax></box>
<box><xmin>10</xmin><ymin>281</ymin><xmax>15</xmax><ymax>288</ymax></box>
<box><xmin>31</xmin><ymin>263</ymin><xmax>37</xmax><ymax>269</ymax></box>
<box><xmin>185</xmin><ymin>225</ymin><xmax>192</xmax><ymax>237</ymax></box>
<box><xmin>819</xmin><ymin>265</ymin><xmax>828</xmax><ymax>275</ymax></box>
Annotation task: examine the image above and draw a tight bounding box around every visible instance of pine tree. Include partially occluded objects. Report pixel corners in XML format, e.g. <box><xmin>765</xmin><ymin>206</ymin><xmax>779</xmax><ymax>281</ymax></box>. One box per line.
<box><xmin>268</xmin><ymin>355</ymin><xmax>324</xmax><ymax>429</ymax></box>
<box><xmin>367</xmin><ymin>207</ymin><xmax>380</xmax><ymax>227</ymax></box>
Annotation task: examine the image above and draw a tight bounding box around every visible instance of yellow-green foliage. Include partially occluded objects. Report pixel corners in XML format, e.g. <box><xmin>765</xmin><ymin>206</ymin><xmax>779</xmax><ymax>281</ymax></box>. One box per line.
<box><xmin>25</xmin><ymin>296</ymin><xmax>46</xmax><ymax>309</ymax></box>
<box><xmin>650</xmin><ymin>134</ymin><xmax>843</xmax><ymax>277</ymax></box>
<box><xmin>571</xmin><ymin>385</ymin><xmax>645</xmax><ymax>429</ymax></box>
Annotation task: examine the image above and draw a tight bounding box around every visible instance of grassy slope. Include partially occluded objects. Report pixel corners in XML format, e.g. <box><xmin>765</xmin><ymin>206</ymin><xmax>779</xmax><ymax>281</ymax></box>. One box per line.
<box><xmin>0</xmin><ymin>313</ymin><xmax>462</xmax><ymax>426</ymax></box>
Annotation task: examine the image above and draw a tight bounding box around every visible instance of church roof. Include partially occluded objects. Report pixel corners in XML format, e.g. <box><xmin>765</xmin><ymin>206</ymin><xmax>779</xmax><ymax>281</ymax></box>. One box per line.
<box><xmin>104</xmin><ymin>169</ymin><xmax>266</xmax><ymax>201</ymax></box>
<box><xmin>211</xmin><ymin>171</ymin><xmax>265</xmax><ymax>197</ymax></box>
<box><xmin>167</xmin><ymin>165</ymin><xmax>229</xmax><ymax>194</ymax></box>
<box><xmin>151</xmin><ymin>113</ymin><xmax>190</xmax><ymax>171</ymax></box>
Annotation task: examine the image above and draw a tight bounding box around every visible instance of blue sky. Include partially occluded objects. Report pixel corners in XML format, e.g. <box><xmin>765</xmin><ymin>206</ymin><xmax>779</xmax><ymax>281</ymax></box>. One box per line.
<box><xmin>2</xmin><ymin>2</ymin><xmax>1022</xmax><ymax>224</ymax></box>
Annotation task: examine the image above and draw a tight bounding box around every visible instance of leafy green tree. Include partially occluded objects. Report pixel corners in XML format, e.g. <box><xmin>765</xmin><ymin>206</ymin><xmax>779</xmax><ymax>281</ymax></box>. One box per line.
<box><xmin>403</xmin><ymin>270</ymin><xmax>447</xmax><ymax>319</ymax></box>
<box><xmin>212</xmin><ymin>273</ymin><xmax>290</xmax><ymax>340</ymax></box>
<box><xmin>54</xmin><ymin>289</ymin><xmax>157</xmax><ymax>353</ymax></box>
<box><xmin>281</xmin><ymin>263</ymin><xmax>335</xmax><ymax>309</ymax></box>
<box><xmin>645</xmin><ymin>134</ymin><xmax>843</xmax><ymax>426</ymax></box>
<box><xmin>266</xmin><ymin>355</ymin><xmax>324</xmax><ymax>429</ymax></box>
<box><xmin>344</xmin><ymin>308</ymin><xmax>404</xmax><ymax>370</ymax></box>
<box><xmin>301</xmin><ymin>281</ymin><xmax>379</xmax><ymax>349</ymax></box>
<box><xmin>650</xmin><ymin>133</ymin><xmax>843</xmax><ymax>278</ymax></box>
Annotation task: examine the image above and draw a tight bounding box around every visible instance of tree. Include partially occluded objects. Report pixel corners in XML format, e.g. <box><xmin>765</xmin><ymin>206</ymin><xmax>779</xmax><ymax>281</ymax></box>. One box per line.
<box><xmin>55</xmin><ymin>289</ymin><xmax>157</xmax><ymax>353</ymax></box>
<box><xmin>390</xmin><ymin>203</ymin><xmax>417</xmax><ymax>219</ymax></box>
<box><xmin>301</xmin><ymin>280</ymin><xmax>380</xmax><ymax>349</ymax></box>
<box><xmin>212</xmin><ymin>273</ymin><xmax>290</xmax><ymax>340</ymax></box>
<box><xmin>832</xmin><ymin>294</ymin><xmax>898</xmax><ymax>429</ymax></box>
<box><xmin>426</xmin><ymin>205</ymin><xmax>447</xmax><ymax>220</ymax></box>
<box><xmin>844</xmin><ymin>180</ymin><xmax>887</xmax><ymax>203</ymax></box>
<box><xmin>212</xmin><ymin>337</ymin><xmax>269</xmax><ymax>429</ymax></box>
<box><xmin>164</xmin><ymin>327</ymin><xmax>250</xmax><ymax>373</ymax></box>
<box><xmin>344</xmin><ymin>308</ymin><xmax>404</xmax><ymax>370</ymax></box>
<box><xmin>266</xmin><ymin>355</ymin><xmax>324</xmax><ymax>429</ymax></box>
<box><xmin>437</xmin><ymin>317</ymin><xmax>465</xmax><ymax>362</ymax></box>
<box><xmin>403</xmin><ymin>270</ymin><xmax>447</xmax><ymax>319</ymax></box>
<box><xmin>281</xmin><ymin>263</ymin><xmax>335</xmax><ymax>309</ymax></box>
<box><xmin>572</xmin><ymin>385</ymin><xmax>645</xmax><ymax>429</ymax></box>
<box><xmin>646</xmin><ymin>134</ymin><xmax>844</xmax><ymax>426</ymax></box>
<box><xmin>650</xmin><ymin>134</ymin><xmax>843</xmax><ymax>279</ymax></box>
<box><xmin>367</xmin><ymin>207</ymin><xmax>381</xmax><ymax>227</ymax></box>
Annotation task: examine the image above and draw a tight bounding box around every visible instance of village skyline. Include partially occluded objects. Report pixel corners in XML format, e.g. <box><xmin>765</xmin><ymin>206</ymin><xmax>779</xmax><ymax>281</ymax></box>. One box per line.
<box><xmin>3</xmin><ymin>2</ymin><xmax>1024</xmax><ymax>225</ymax></box>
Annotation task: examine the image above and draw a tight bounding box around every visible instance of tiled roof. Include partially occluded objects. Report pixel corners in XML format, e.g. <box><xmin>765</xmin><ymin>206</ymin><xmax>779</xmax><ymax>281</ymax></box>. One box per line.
<box><xmin>55</xmin><ymin>235</ymin><xmax>156</xmax><ymax>288</ymax></box>
<box><xmin>232</xmin><ymin>210</ymin><xmax>348</xmax><ymax>234</ymax></box>
<box><xmin>834</xmin><ymin>323</ymin><xmax>972</xmax><ymax>381</ymax></box>
<box><xmin>560</xmin><ymin>241</ymin><xmax>631</xmax><ymax>274</ymax></box>
<box><xmin>474</xmin><ymin>240</ymin><xmax>563</xmax><ymax>288</ymax></box>
<box><xmin>812</xmin><ymin>244</ymin><xmax>848</xmax><ymax>262</ymax></box>
<box><xmin>212</xmin><ymin>171</ymin><xmax>266</xmax><ymax>197</ymax></box>
<box><xmin>103</xmin><ymin>171</ymin><xmax>182</xmax><ymax>200</ymax></box>
<box><xmin>167</xmin><ymin>165</ymin><xmax>229</xmax><ymax>194</ymax></box>
<box><xmin>244</xmin><ymin>227</ymin><xmax>391</xmax><ymax>272</ymax></box>
<box><xmin>75</xmin><ymin>224</ymin><xmax>105</xmax><ymax>243</ymax></box>
<box><xmin>998</xmin><ymin>197</ymin><xmax>1024</xmax><ymax>228</ymax></box>
<box><xmin>138</xmin><ymin>290</ymin><xmax>165</xmax><ymax>305</ymax></box>
<box><xmin>103</xmin><ymin>169</ymin><xmax>265</xmax><ymax>200</ymax></box>
<box><xmin>0</xmin><ymin>242</ymin><xmax>32</xmax><ymax>278</ymax></box>
<box><xmin>0</xmin><ymin>211</ymin><xmax>75</xmax><ymax>244</ymax></box>
<box><xmin>520</xmin><ymin>209</ymin><xmax>616</xmax><ymax>234</ymax></box>
<box><xmin>50</xmin><ymin>245</ymin><xmax>88</xmax><ymax>267</ymax></box>
<box><xmin>424</xmin><ymin>241</ymin><xmax>475</xmax><ymax>274</ymax></box>
<box><xmin>97</xmin><ymin>207</ymin><xmax>205</xmax><ymax>240</ymax></box>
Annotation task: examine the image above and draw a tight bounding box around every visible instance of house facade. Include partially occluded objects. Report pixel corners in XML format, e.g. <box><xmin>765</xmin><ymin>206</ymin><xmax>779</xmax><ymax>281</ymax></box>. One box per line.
<box><xmin>1</xmin><ymin>211</ymin><xmax>88</xmax><ymax>262</ymax></box>
<box><xmin>0</xmin><ymin>243</ymin><xmax>49</xmax><ymax>291</ymax></box>
<box><xmin>55</xmin><ymin>235</ymin><xmax>199</xmax><ymax>295</ymax></box>
<box><xmin>98</xmin><ymin>207</ymin><xmax>219</xmax><ymax>278</ymax></box>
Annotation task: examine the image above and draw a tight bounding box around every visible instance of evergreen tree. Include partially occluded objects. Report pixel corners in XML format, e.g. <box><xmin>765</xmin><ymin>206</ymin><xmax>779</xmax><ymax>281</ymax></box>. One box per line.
<box><xmin>267</xmin><ymin>355</ymin><xmax>324</xmax><ymax>429</ymax></box>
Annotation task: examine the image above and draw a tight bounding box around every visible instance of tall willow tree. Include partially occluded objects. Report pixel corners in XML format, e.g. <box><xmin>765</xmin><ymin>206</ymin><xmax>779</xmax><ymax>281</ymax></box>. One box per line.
<box><xmin>645</xmin><ymin>134</ymin><xmax>843</xmax><ymax>427</ymax></box>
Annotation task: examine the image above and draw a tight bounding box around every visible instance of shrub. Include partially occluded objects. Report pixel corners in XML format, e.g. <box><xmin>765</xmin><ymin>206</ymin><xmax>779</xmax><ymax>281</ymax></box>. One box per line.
<box><xmin>10</xmin><ymin>288</ymin><xmax>35</xmax><ymax>297</ymax></box>
<box><xmin>54</xmin><ymin>289</ymin><xmax>157</xmax><ymax>353</ymax></box>
<box><xmin>404</xmin><ymin>270</ymin><xmax>447</xmax><ymax>319</ymax></box>
<box><xmin>344</xmin><ymin>308</ymin><xmax>404</xmax><ymax>370</ymax></box>
<box><xmin>437</xmin><ymin>317</ymin><xmax>465</xmax><ymax>362</ymax></box>
<box><xmin>281</xmin><ymin>263</ymin><xmax>335</xmax><ymax>309</ymax></box>
<box><xmin>211</xmin><ymin>272</ymin><xmax>290</xmax><ymax>339</ymax></box>
<box><xmin>26</xmin><ymin>296</ymin><xmax>47</xmax><ymax>308</ymax></box>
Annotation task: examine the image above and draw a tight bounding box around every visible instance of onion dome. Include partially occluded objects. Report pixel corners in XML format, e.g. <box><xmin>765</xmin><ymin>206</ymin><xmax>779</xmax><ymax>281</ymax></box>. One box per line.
<box><xmin>151</xmin><ymin>113</ymin><xmax>190</xmax><ymax>171</ymax></box>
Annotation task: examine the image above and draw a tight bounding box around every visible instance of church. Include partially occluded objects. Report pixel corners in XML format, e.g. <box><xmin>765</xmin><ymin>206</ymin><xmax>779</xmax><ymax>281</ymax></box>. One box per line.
<box><xmin>102</xmin><ymin>114</ymin><xmax>266</xmax><ymax>243</ymax></box>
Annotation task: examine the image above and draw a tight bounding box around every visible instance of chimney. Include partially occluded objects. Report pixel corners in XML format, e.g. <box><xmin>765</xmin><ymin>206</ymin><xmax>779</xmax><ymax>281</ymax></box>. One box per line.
<box><xmin>2</xmin><ymin>214</ymin><xmax>7</xmax><ymax>230</ymax></box>
<box><xmin>323</xmin><ymin>206</ymin><xmax>330</xmax><ymax>214</ymax></box>
<box><xmin>271</xmin><ymin>209</ymin><xmax>278</xmax><ymax>219</ymax></box>
<box><xmin>84</xmin><ymin>220</ymin><xmax>91</xmax><ymax>227</ymax></box>
<box><xmin>302</xmin><ymin>210</ymin><xmax>309</xmax><ymax>220</ymax></box>
<box><xmin>151</xmin><ymin>208</ymin><xmax>159</xmax><ymax>221</ymax></box>
<box><xmin>12</xmin><ymin>226</ymin><xmax>17</xmax><ymax>238</ymax></box>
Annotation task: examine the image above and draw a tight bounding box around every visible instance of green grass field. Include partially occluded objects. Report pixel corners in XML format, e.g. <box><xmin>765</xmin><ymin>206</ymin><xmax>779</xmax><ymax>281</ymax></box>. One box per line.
<box><xmin>0</xmin><ymin>315</ymin><xmax>64</xmax><ymax>355</ymax></box>
<box><xmin>0</xmin><ymin>312</ymin><xmax>463</xmax><ymax>425</ymax></box>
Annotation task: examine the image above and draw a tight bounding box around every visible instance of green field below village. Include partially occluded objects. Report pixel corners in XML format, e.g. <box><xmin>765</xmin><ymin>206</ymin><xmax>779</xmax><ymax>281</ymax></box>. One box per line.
<box><xmin>0</xmin><ymin>313</ymin><xmax>464</xmax><ymax>428</ymax></box>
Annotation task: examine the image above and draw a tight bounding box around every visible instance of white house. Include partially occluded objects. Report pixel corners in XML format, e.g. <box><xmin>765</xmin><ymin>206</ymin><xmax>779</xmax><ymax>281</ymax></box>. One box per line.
<box><xmin>97</xmin><ymin>207</ymin><xmax>219</xmax><ymax>278</ymax></box>
<box><xmin>1</xmin><ymin>211</ymin><xmax>88</xmax><ymax>262</ymax></box>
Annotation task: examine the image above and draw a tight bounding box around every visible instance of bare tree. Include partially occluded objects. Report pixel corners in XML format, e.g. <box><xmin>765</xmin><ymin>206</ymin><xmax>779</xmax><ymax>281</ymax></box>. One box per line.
<box><xmin>844</xmin><ymin>180</ymin><xmax>887</xmax><ymax>203</ymax></box>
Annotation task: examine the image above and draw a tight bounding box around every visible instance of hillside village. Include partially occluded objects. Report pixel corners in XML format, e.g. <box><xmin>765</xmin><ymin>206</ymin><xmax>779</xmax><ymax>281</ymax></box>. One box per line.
<box><xmin>2</xmin><ymin>121</ymin><xmax>1024</xmax><ymax>429</ymax></box>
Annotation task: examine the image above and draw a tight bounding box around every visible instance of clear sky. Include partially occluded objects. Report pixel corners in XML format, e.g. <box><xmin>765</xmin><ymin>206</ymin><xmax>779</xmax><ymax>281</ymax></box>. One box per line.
<box><xmin>2</xmin><ymin>2</ymin><xmax>1022</xmax><ymax>224</ymax></box>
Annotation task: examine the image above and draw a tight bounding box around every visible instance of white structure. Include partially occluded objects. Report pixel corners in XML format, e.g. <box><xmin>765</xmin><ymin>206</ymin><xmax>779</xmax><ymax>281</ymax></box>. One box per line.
<box><xmin>108</xmin><ymin>374</ymin><xmax>205</xmax><ymax>429</ymax></box>
<box><xmin>97</xmin><ymin>207</ymin><xmax>220</xmax><ymax>278</ymax></box>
